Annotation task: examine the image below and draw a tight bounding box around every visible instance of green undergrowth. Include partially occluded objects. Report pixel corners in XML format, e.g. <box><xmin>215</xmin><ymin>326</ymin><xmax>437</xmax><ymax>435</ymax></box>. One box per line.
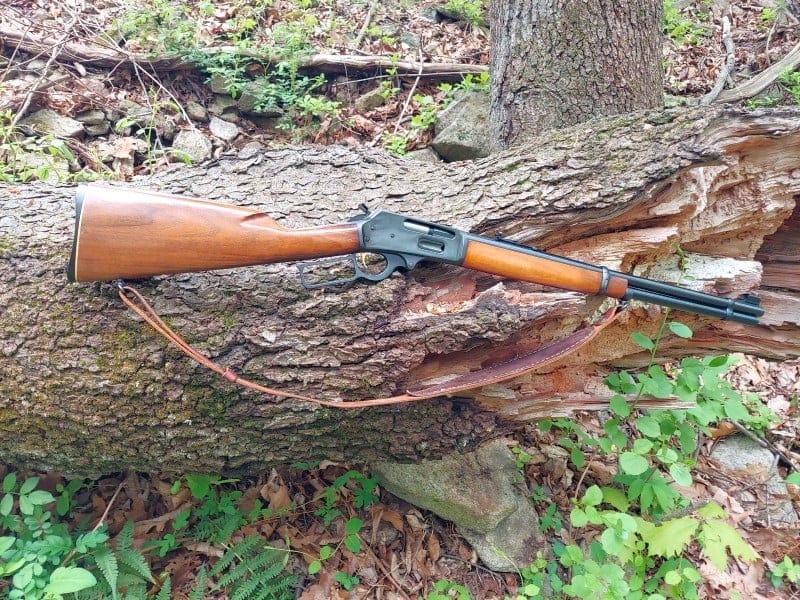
<box><xmin>0</xmin><ymin>467</ymin><xmax>380</xmax><ymax>599</ymax></box>
<box><xmin>0</xmin><ymin>318</ymin><xmax>794</xmax><ymax>598</ymax></box>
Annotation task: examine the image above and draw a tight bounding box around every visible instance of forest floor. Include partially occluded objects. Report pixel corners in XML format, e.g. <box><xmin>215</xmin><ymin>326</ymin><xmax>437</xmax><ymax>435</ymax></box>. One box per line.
<box><xmin>1</xmin><ymin>0</ymin><xmax>800</xmax><ymax>598</ymax></box>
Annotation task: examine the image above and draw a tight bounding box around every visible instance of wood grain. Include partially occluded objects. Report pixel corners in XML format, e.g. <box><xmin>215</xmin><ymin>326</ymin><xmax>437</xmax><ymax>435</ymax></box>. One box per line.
<box><xmin>70</xmin><ymin>185</ymin><xmax>360</xmax><ymax>282</ymax></box>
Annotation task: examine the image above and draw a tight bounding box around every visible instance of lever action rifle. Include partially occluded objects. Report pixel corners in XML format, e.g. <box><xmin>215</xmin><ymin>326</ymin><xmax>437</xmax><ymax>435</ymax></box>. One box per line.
<box><xmin>66</xmin><ymin>184</ymin><xmax>763</xmax><ymax>408</ymax></box>
<box><xmin>68</xmin><ymin>184</ymin><xmax>763</xmax><ymax>325</ymax></box>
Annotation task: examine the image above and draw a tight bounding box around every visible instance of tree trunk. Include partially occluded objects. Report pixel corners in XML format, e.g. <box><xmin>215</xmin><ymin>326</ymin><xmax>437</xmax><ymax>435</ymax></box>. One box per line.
<box><xmin>2</xmin><ymin>107</ymin><xmax>798</xmax><ymax>475</ymax></box>
<box><xmin>489</xmin><ymin>0</ymin><xmax>663</xmax><ymax>149</ymax></box>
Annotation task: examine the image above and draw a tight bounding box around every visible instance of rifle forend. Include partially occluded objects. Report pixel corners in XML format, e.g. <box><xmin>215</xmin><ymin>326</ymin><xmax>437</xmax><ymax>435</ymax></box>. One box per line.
<box><xmin>67</xmin><ymin>184</ymin><xmax>764</xmax><ymax>325</ymax></box>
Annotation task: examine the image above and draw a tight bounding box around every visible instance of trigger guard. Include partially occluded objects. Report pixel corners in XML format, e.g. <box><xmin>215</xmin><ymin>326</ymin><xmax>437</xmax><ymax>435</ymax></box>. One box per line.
<box><xmin>355</xmin><ymin>253</ymin><xmax>410</xmax><ymax>283</ymax></box>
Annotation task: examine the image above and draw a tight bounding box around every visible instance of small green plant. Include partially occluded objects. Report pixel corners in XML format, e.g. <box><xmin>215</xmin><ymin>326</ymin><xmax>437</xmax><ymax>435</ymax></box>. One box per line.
<box><xmin>444</xmin><ymin>0</ymin><xmax>487</xmax><ymax>27</ymax></box>
<box><xmin>768</xmin><ymin>555</ymin><xmax>800</xmax><ymax>588</ymax></box>
<box><xmin>778</xmin><ymin>68</ymin><xmax>800</xmax><ymax>104</ymax></box>
<box><xmin>663</xmin><ymin>0</ymin><xmax>707</xmax><ymax>45</ymax></box>
<box><xmin>0</xmin><ymin>110</ymin><xmax>78</xmax><ymax>183</ymax></box>
<box><xmin>427</xmin><ymin>578</ymin><xmax>471</xmax><ymax>599</ymax></box>
<box><xmin>0</xmin><ymin>474</ymin><xmax>154</xmax><ymax>600</ymax></box>
<box><xmin>208</xmin><ymin>536</ymin><xmax>295</xmax><ymax>600</ymax></box>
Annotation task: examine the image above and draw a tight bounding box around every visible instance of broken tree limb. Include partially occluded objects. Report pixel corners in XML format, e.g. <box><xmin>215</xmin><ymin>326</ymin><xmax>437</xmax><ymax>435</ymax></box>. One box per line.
<box><xmin>1</xmin><ymin>107</ymin><xmax>798</xmax><ymax>475</ymax></box>
<box><xmin>0</xmin><ymin>26</ymin><xmax>487</xmax><ymax>81</ymax></box>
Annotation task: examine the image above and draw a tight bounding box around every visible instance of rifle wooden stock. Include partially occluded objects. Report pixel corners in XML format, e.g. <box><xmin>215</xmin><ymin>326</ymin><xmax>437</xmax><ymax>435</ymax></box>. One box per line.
<box><xmin>67</xmin><ymin>185</ymin><xmax>360</xmax><ymax>282</ymax></box>
<box><xmin>462</xmin><ymin>239</ymin><xmax>629</xmax><ymax>298</ymax></box>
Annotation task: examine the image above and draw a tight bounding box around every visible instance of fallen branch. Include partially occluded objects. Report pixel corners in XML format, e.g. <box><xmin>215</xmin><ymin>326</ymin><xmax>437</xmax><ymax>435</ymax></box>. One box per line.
<box><xmin>0</xmin><ymin>26</ymin><xmax>486</xmax><ymax>81</ymax></box>
<box><xmin>715</xmin><ymin>39</ymin><xmax>800</xmax><ymax>103</ymax></box>
<box><xmin>701</xmin><ymin>16</ymin><xmax>735</xmax><ymax>106</ymax></box>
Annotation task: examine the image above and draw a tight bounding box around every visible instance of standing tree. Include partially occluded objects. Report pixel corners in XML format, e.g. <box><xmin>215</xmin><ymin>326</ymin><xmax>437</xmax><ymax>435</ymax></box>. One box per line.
<box><xmin>489</xmin><ymin>0</ymin><xmax>663</xmax><ymax>147</ymax></box>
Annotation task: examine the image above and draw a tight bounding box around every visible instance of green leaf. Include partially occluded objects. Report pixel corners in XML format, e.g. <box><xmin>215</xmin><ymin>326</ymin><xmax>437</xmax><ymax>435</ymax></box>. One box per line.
<box><xmin>344</xmin><ymin>533</ymin><xmax>361</xmax><ymax>553</ymax></box>
<box><xmin>570</xmin><ymin>447</ymin><xmax>586</xmax><ymax>468</ymax></box>
<box><xmin>664</xmin><ymin>569</ymin><xmax>681</xmax><ymax>585</ymax></box>
<box><xmin>636</xmin><ymin>415</ymin><xmax>662</xmax><ymax>438</ymax></box>
<box><xmin>669</xmin><ymin>463</ymin><xmax>693</xmax><ymax>487</ymax></box>
<box><xmin>19</xmin><ymin>477</ymin><xmax>38</xmax><ymax>495</ymax></box>
<box><xmin>609</xmin><ymin>395</ymin><xmax>630</xmax><ymax>418</ymax></box>
<box><xmin>668</xmin><ymin>322</ymin><xmax>693</xmax><ymax>339</ymax></box>
<box><xmin>184</xmin><ymin>474</ymin><xmax>214</xmax><ymax>500</ymax></box>
<box><xmin>699</xmin><ymin>520</ymin><xmax>757</xmax><ymax>570</ymax></box>
<box><xmin>631</xmin><ymin>332</ymin><xmax>655</xmax><ymax>351</ymax></box>
<box><xmin>582</xmin><ymin>485</ymin><xmax>603</xmax><ymax>507</ymax></box>
<box><xmin>632</xmin><ymin>438</ymin><xmax>654</xmax><ymax>455</ymax></box>
<box><xmin>708</xmin><ymin>356</ymin><xmax>729</xmax><ymax>367</ymax></box>
<box><xmin>786</xmin><ymin>473</ymin><xmax>800</xmax><ymax>485</ymax></box>
<box><xmin>2</xmin><ymin>472</ymin><xmax>16</xmax><ymax>493</ymax></box>
<box><xmin>601</xmin><ymin>487</ymin><xmax>630</xmax><ymax>512</ymax></box>
<box><xmin>319</xmin><ymin>545</ymin><xmax>333</xmax><ymax>560</ymax></box>
<box><xmin>642</xmin><ymin>516</ymin><xmax>698</xmax><ymax>557</ymax></box>
<box><xmin>620</xmin><ymin>452</ymin><xmax>650</xmax><ymax>476</ymax></box>
<box><xmin>308</xmin><ymin>560</ymin><xmax>322</xmax><ymax>575</ymax></box>
<box><xmin>0</xmin><ymin>536</ymin><xmax>15</xmax><ymax>553</ymax></box>
<box><xmin>0</xmin><ymin>493</ymin><xmax>13</xmax><ymax>516</ymax></box>
<box><xmin>42</xmin><ymin>566</ymin><xmax>97</xmax><ymax>595</ymax></box>
<box><xmin>345</xmin><ymin>518</ymin><xmax>363</xmax><ymax>535</ymax></box>
<box><xmin>697</xmin><ymin>502</ymin><xmax>725</xmax><ymax>519</ymax></box>
<box><xmin>18</xmin><ymin>494</ymin><xmax>33</xmax><ymax>516</ymax></box>
<box><xmin>570</xmin><ymin>507</ymin><xmax>589</xmax><ymax>528</ymax></box>
<box><xmin>27</xmin><ymin>490</ymin><xmax>55</xmax><ymax>505</ymax></box>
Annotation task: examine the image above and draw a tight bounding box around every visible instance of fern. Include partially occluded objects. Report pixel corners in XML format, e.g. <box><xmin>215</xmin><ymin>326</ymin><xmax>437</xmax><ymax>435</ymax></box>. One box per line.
<box><xmin>94</xmin><ymin>545</ymin><xmax>119</xmax><ymax>599</ymax></box>
<box><xmin>116</xmin><ymin>521</ymin><xmax>154</xmax><ymax>584</ymax></box>
<box><xmin>191</xmin><ymin>511</ymin><xmax>244</xmax><ymax>544</ymax></box>
<box><xmin>187</xmin><ymin>565</ymin><xmax>209</xmax><ymax>600</ymax></box>
<box><xmin>154</xmin><ymin>574</ymin><xmax>172</xmax><ymax>600</ymax></box>
<box><xmin>210</xmin><ymin>535</ymin><xmax>296</xmax><ymax>600</ymax></box>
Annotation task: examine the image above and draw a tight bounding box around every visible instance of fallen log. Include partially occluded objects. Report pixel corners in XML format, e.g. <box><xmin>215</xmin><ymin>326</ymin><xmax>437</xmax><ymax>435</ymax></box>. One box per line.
<box><xmin>0</xmin><ymin>25</ymin><xmax>487</xmax><ymax>80</ymax></box>
<box><xmin>1</xmin><ymin>107</ymin><xmax>798</xmax><ymax>474</ymax></box>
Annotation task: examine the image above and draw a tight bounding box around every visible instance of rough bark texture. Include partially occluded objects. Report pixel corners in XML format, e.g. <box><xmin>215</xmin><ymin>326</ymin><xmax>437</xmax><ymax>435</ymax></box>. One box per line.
<box><xmin>1</xmin><ymin>107</ymin><xmax>798</xmax><ymax>475</ymax></box>
<box><xmin>489</xmin><ymin>0</ymin><xmax>663</xmax><ymax>149</ymax></box>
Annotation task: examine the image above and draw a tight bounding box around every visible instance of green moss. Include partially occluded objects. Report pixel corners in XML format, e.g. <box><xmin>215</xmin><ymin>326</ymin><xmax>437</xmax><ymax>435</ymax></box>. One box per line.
<box><xmin>186</xmin><ymin>378</ymin><xmax>240</xmax><ymax>421</ymax></box>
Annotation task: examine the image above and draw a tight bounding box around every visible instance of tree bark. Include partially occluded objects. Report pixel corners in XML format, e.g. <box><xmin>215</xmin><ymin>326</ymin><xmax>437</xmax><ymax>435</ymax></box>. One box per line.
<box><xmin>489</xmin><ymin>0</ymin><xmax>663</xmax><ymax>149</ymax></box>
<box><xmin>1</xmin><ymin>107</ymin><xmax>798</xmax><ymax>475</ymax></box>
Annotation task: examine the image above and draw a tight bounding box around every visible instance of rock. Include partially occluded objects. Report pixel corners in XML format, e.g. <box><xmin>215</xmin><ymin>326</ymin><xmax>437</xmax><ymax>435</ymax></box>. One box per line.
<box><xmin>431</xmin><ymin>91</ymin><xmax>491</xmax><ymax>161</ymax></box>
<box><xmin>711</xmin><ymin>434</ymin><xmax>798</xmax><ymax>525</ymax></box>
<box><xmin>209</xmin><ymin>116</ymin><xmax>239</xmax><ymax>142</ymax></box>
<box><xmin>171</xmin><ymin>129</ymin><xmax>213</xmax><ymax>163</ymax></box>
<box><xmin>84</xmin><ymin>122</ymin><xmax>110</xmax><ymax>136</ymax></box>
<box><xmin>117</xmin><ymin>99</ymin><xmax>153</xmax><ymax>129</ymax></box>
<box><xmin>406</xmin><ymin>148</ymin><xmax>441</xmax><ymax>163</ymax></box>
<box><xmin>19</xmin><ymin>109</ymin><xmax>84</xmax><ymax>138</ymax></box>
<box><xmin>116</xmin><ymin>100</ymin><xmax>176</xmax><ymax>141</ymax></box>
<box><xmin>354</xmin><ymin>88</ymin><xmax>387</xmax><ymax>114</ymax></box>
<box><xmin>207</xmin><ymin>73</ymin><xmax>233</xmax><ymax>95</ymax></box>
<box><xmin>400</xmin><ymin>32</ymin><xmax>420</xmax><ymax>48</ymax></box>
<box><xmin>75</xmin><ymin>109</ymin><xmax>107</xmax><ymax>125</ymax></box>
<box><xmin>237</xmin><ymin>82</ymin><xmax>285</xmax><ymax>117</ymax></box>
<box><xmin>208</xmin><ymin>95</ymin><xmax>239</xmax><ymax>120</ymax></box>
<box><xmin>185</xmin><ymin>101</ymin><xmax>208</xmax><ymax>122</ymax></box>
<box><xmin>373</xmin><ymin>439</ymin><xmax>542</xmax><ymax>571</ymax></box>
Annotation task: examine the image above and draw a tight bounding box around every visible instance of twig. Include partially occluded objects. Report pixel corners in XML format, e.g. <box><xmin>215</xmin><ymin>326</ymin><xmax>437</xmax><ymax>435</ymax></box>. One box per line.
<box><xmin>731</xmin><ymin>420</ymin><xmax>800</xmax><ymax>473</ymax></box>
<box><xmin>8</xmin><ymin>11</ymin><xmax>78</xmax><ymax>129</ymax></box>
<box><xmin>392</xmin><ymin>49</ymin><xmax>425</xmax><ymax>135</ymax></box>
<box><xmin>701</xmin><ymin>16</ymin><xmax>735</xmax><ymax>105</ymax></box>
<box><xmin>352</xmin><ymin>0</ymin><xmax>380</xmax><ymax>51</ymax></box>
<box><xmin>59</xmin><ymin>479</ymin><xmax>125</xmax><ymax>567</ymax></box>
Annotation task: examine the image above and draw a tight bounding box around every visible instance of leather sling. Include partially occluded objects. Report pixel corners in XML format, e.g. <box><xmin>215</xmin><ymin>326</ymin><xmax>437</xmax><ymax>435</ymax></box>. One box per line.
<box><xmin>118</xmin><ymin>284</ymin><xmax>625</xmax><ymax>409</ymax></box>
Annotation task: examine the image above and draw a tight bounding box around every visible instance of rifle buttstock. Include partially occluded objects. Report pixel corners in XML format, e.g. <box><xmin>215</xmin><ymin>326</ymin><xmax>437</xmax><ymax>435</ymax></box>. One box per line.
<box><xmin>67</xmin><ymin>185</ymin><xmax>360</xmax><ymax>282</ymax></box>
